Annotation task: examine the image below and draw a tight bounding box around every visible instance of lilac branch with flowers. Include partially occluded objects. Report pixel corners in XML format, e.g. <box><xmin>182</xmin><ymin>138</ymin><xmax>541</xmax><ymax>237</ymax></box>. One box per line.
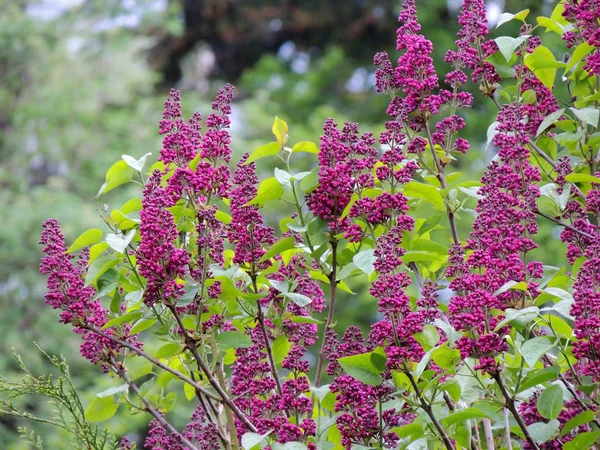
<box><xmin>30</xmin><ymin>0</ymin><xmax>600</xmax><ymax>449</ymax></box>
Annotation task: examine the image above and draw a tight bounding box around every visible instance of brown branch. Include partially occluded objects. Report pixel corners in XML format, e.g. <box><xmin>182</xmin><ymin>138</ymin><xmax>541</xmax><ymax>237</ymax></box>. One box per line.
<box><xmin>490</xmin><ymin>372</ymin><xmax>540</xmax><ymax>450</ymax></box>
<box><xmin>110</xmin><ymin>359</ymin><xmax>200</xmax><ymax>450</ymax></box>
<box><xmin>165</xmin><ymin>304</ymin><xmax>257</xmax><ymax>434</ymax></box>
<box><xmin>84</xmin><ymin>325</ymin><xmax>220</xmax><ymax>401</ymax></box>
<box><xmin>536</xmin><ymin>210</ymin><xmax>595</xmax><ymax>240</ymax></box>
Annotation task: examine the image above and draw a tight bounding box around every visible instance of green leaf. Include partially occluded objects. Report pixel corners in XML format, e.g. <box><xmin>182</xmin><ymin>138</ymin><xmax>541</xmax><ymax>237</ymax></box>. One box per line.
<box><xmin>96</xmin><ymin>384</ymin><xmax>128</xmax><ymax>398</ymax></box>
<box><xmin>528</xmin><ymin>420</ymin><xmax>560</xmax><ymax>445</ymax></box>
<box><xmin>403</xmin><ymin>182</ymin><xmax>445</xmax><ymax>211</ymax></box>
<box><xmin>525</xmin><ymin>45</ymin><xmax>558</xmax><ymax>89</ymax></box>
<box><xmin>402</xmin><ymin>251</ymin><xmax>442</xmax><ymax>263</ymax></box>
<box><xmin>159</xmin><ymin>391</ymin><xmax>177</xmax><ymax>413</ymax></box>
<box><xmin>85</xmin><ymin>256</ymin><xmax>120</xmax><ymax>286</ymax></box>
<box><xmin>130</xmin><ymin>318</ymin><xmax>157</xmax><ymax>335</ymax></box>
<box><xmin>98</xmin><ymin>160</ymin><xmax>134</xmax><ymax>196</ymax></box>
<box><xmin>537</xmin><ymin>384</ymin><xmax>564</xmax><ymax>420</ymax></box>
<box><xmin>518</xmin><ymin>366</ymin><xmax>560</xmax><ymax>393</ymax></box>
<box><xmin>246</xmin><ymin>177</ymin><xmax>285</xmax><ymax>206</ymax></box>
<box><xmin>242</xmin><ymin>431</ymin><xmax>271</xmax><ymax>450</ymax></box>
<box><xmin>105</xmin><ymin>229</ymin><xmax>136</xmax><ymax>254</ymax></box>
<box><xmin>260</xmin><ymin>236</ymin><xmax>296</xmax><ymax>262</ymax></box>
<box><xmin>521</xmin><ymin>337</ymin><xmax>555</xmax><ymax>367</ymax></box>
<box><xmin>85</xmin><ymin>395</ymin><xmax>117</xmax><ymax>422</ymax></box>
<box><xmin>154</xmin><ymin>343</ymin><xmax>182</xmax><ymax>359</ymax></box>
<box><xmin>565</xmin><ymin>42</ymin><xmax>595</xmax><ymax>72</ymax></box>
<box><xmin>494</xmin><ymin>307</ymin><xmax>540</xmax><ymax>330</ymax></box>
<box><xmin>431</xmin><ymin>344</ymin><xmax>461</xmax><ymax>370</ymax></box>
<box><xmin>122</xmin><ymin>152</ymin><xmax>152</xmax><ymax>172</ymax></box>
<box><xmin>244</xmin><ymin>142</ymin><xmax>281</xmax><ymax>165</ymax></box>
<box><xmin>417</xmin><ymin>215</ymin><xmax>442</xmax><ymax>235</ymax></box>
<box><xmin>215</xmin><ymin>210</ymin><xmax>232</xmax><ymax>224</ymax></box>
<box><xmin>339</xmin><ymin>351</ymin><xmax>385</xmax><ymax>386</ymax></box>
<box><xmin>565</xmin><ymin>173</ymin><xmax>600</xmax><ymax>184</ymax></box>
<box><xmin>216</xmin><ymin>331</ymin><xmax>254</xmax><ymax>349</ymax></box>
<box><xmin>561</xmin><ymin>410</ymin><xmax>595</xmax><ymax>437</ymax></box>
<box><xmin>89</xmin><ymin>242</ymin><xmax>110</xmax><ymax>265</ymax></box>
<box><xmin>563</xmin><ymin>431</ymin><xmax>600</xmax><ymax>450</ymax></box>
<box><xmin>67</xmin><ymin>229</ymin><xmax>103</xmax><ymax>254</ymax></box>
<box><xmin>571</xmin><ymin>107</ymin><xmax>599</xmax><ymax>128</ymax></box>
<box><xmin>292</xmin><ymin>141</ymin><xmax>319</xmax><ymax>154</ymax></box>
<box><xmin>536</xmin><ymin>16</ymin><xmax>564</xmax><ymax>35</ymax></box>
<box><xmin>442</xmin><ymin>407</ymin><xmax>490</xmax><ymax>427</ymax></box>
<box><xmin>272</xmin><ymin>335</ymin><xmax>291</xmax><ymax>368</ymax></box>
<box><xmin>290</xmin><ymin>316</ymin><xmax>323</xmax><ymax>324</ymax></box>
<box><xmin>537</xmin><ymin>109</ymin><xmax>565</xmax><ymax>136</ymax></box>
<box><xmin>102</xmin><ymin>311</ymin><xmax>143</xmax><ymax>329</ymax></box>
<box><xmin>414</xmin><ymin>324</ymin><xmax>440</xmax><ymax>350</ymax></box>
<box><xmin>496</xmin><ymin>9</ymin><xmax>529</xmax><ymax>28</ymax></box>
<box><xmin>495</xmin><ymin>35</ymin><xmax>529</xmax><ymax>62</ymax></box>
<box><xmin>272</xmin><ymin>116</ymin><xmax>289</xmax><ymax>146</ymax></box>
<box><xmin>543</xmin><ymin>287</ymin><xmax>574</xmax><ymax>302</ymax></box>
<box><xmin>280</xmin><ymin>292</ymin><xmax>312</xmax><ymax>307</ymax></box>
<box><xmin>410</xmin><ymin>239</ymin><xmax>448</xmax><ymax>254</ymax></box>
<box><xmin>353</xmin><ymin>249</ymin><xmax>375</xmax><ymax>275</ymax></box>
<box><xmin>125</xmin><ymin>290</ymin><xmax>144</xmax><ymax>307</ymax></box>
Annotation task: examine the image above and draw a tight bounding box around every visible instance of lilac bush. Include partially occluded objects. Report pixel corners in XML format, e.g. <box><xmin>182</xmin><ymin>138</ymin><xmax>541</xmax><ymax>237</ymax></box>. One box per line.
<box><xmin>32</xmin><ymin>0</ymin><xmax>600</xmax><ymax>449</ymax></box>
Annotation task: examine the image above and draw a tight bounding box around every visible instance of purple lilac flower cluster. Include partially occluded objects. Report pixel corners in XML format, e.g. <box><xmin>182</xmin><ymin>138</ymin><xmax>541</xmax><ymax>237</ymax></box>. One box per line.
<box><xmin>518</xmin><ymin>391</ymin><xmax>592</xmax><ymax>449</ymax></box>
<box><xmin>144</xmin><ymin>404</ymin><xmax>220</xmax><ymax>450</ymax></box>
<box><xmin>562</xmin><ymin>0</ymin><xmax>600</xmax><ymax>75</ymax></box>
<box><xmin>40</xmin><ymin>219</ymin><xmax>137</xmax><ymax>369</ymax></box>
<box><xmin>447</xmin><ymin>102</ymin><xmax>543</xmax><ymax>374</ymax></box>
<box><xmin>307</xmin><ymin>119</ymin><xmax>378</xmax><ymax>236</ymax></box>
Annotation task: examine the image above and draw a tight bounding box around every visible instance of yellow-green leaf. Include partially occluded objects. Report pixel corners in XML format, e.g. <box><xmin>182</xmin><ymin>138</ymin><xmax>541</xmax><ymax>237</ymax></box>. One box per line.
<box><xmin>272</xmin><ymin>116</ymin><xmax>288</xmax><ymax>146</ymax></box>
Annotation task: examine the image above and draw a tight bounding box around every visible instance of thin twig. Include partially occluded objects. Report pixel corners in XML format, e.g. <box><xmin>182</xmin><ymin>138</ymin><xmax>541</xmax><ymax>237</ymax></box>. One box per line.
<box><xmin>166</xmin><ymin>304</ymin><xmax>257</xmax><ymax>434</ymax></box>
<box><xmin>84</xmin><ymin>325</ymin><xmax>220</xmax><ymax>401</ymax></box>
<box><xmin>536</xmin><ymin>210</ymin><xmax>595</xmax><ymax>240</ymax></box>
<box><xmin>491</xmin><ymin>372</ymin><xmax>540</xmax><ymax>450</ymax></box>
<box><xmin>111</xmin><ymin>359</ymin><xmax>200</xmax><ymax>450</ymax></box>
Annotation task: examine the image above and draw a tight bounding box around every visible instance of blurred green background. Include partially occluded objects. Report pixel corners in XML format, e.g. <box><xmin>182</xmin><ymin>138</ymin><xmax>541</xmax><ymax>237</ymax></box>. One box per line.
<box><xmin>0</xmin><ymin>0</ymin><xmax>557</xmax><ymax>447</ymax></box>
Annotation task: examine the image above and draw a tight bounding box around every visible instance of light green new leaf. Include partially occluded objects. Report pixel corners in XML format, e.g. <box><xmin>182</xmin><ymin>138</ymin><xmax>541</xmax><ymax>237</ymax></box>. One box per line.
<box><xmin>563</xmin><ymin>431</ymin><xmax>600</xmax><ymax>450</ymax></box>
<box><xmin>105</xmin><ymin>229</ymin><xmax>136</xmax><ymax>254</ymax></box>
<box><xmin>85</xmin><ymin>395</ymin><xmax>117</xmax><ymax>422</ymax></box>
<box><xmin>280</xmin><ymin>292</ymin><xmax>312</xmax><ymax>307</ymax></box>
<box><xmin>98</xmin><ymin>160</ymin><xmax>134</xmax><ymax>196</ymax></box>
<box><xmin>403</xmin><ymin>181</ymin><xmax>445</xmax><ymax>211</ymax></box>
<box><xmin>525</xmin><ymin>46</ymin><xmax>559</xmax><ymax>89</ymax></box>
<box><xmin>85</xmin><ymin>256</ymin><xmax>120</xmax><ymax>286</ymax></box>
<box><xmin>246</xmin><ymin>177</ymin><xmax>285</xmax><ymax>206</ymax></box>
<box><xmin>272</xmin><ymin>116</ymin><xmax>289</xmax><ymax>146</ymax></box>
<box><xmin>292</xmin><ymin>141</ymin><xmax>319</xmax><ymax>154</ymax></box>
<box><xmin>102</xmin><ymin>311</ymin><xmax>143</xmax><ymax>329</ymax></box>
<box><xmin>260</xmin><ymin>236</ymin><xmax>296</xmax><ymax>262</ymax></box>
<box><xmin>244</xmin><ymin>142</ymin><xmax>281</xmax><ymax>165</ymax></box>
<box><xmin>67</xmin><ymin>229</ymin><xmax>103</xmax><ymax>254</ymax></box>
<box><xmin>565</xmin><ymin>42</ymin><xmax>595</xmax><ymax>72</ymax></box>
